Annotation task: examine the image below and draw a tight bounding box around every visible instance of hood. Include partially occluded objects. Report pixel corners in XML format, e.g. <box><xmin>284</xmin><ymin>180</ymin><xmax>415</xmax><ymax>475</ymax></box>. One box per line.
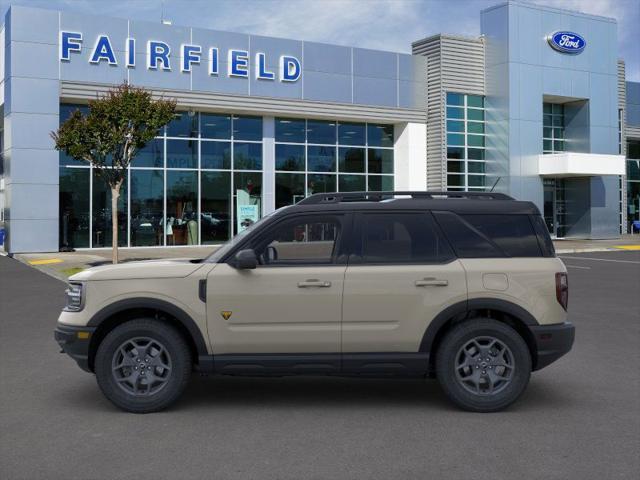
<box><xmin>69</xmin><ymin>258</ymin><xmax>205</xmax><ymax>282</ymax></box>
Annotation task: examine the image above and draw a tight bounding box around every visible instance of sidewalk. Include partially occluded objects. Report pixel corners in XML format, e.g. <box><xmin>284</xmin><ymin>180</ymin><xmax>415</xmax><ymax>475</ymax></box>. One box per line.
<box><xmin>7</xmin><ymin>235</ymin><xmax>640</xmax><ymax>280</ymax></box>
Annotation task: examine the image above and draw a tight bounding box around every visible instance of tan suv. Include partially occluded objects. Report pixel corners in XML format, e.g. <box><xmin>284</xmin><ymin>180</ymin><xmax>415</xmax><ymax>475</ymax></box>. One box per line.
<box><xmin>55</xmin><ymin>191</ymin><xmax>574</xmax><ymax>413</ymax></box>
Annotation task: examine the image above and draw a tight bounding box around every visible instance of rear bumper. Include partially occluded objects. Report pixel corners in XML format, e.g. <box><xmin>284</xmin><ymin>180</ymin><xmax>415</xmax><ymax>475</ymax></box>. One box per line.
<box><xmin>530</xmin><ymin>321</ymin><xmax>575</xmax><ymax>371</ymax></box>
<box><xmin>54</xmin><ymin>324</ymin><xmax>96</xmax><ymax>373</ymax></box>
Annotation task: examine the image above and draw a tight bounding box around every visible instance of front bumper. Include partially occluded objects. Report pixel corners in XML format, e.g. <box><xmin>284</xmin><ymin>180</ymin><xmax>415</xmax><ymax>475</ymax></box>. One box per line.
<box><xmin>530</xmin><ymin>321</ymin><xmax>575</xmax><ymax>371</ymax></box>
<box><xmin>54</xmin><ymin>324</ymin><xmax>96</xmax><ymax>373</ymax></box>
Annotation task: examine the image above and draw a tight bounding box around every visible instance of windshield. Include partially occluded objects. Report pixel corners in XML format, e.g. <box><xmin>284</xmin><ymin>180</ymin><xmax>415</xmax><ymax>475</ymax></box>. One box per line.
<box><xmin>204</xmin><ymin>209</ymin><xmax>281</xmax><ymax>263</ymax></box>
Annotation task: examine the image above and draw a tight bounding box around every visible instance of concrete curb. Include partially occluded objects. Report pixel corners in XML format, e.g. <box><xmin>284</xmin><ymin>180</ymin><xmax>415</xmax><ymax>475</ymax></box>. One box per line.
<box><xmin>555</xmin><ymin>247</ymin><xmax>621</xmax><ymax>254</ymax></box>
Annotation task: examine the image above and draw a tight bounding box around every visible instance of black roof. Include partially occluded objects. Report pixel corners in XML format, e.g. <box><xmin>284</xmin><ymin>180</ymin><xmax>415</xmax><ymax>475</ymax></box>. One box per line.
<box><xmin>280</xmin><ymin>191</ymin><xmax>541</xmax><ymax>216</ymax></box>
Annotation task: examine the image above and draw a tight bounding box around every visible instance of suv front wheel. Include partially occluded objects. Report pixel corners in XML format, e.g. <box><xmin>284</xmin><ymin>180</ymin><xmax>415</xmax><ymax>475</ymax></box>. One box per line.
<box><xmin>95</xmin><ymin>319</ymin><xmax>192</xmax><ymax>413</ymax></box>
<box><xmin>436</xmin><ymin>318</ymin><xmax>531</xmax><ymax>412</ymax></box>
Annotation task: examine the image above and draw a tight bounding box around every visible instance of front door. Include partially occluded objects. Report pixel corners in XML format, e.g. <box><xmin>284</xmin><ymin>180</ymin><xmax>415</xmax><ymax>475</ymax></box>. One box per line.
<box><xmin>206</xmin><ymin>214</ymin><xmax>349</xmax><ymax>359</ymax></box>
<box><xmin>341</xmin><ymin>212</ymin><xmax>467</xmax><ymax>356</ymax></box>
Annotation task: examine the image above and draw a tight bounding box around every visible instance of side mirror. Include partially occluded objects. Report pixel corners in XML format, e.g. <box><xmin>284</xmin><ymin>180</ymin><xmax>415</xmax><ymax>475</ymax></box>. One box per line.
<box><xmin>232</xmin><ymin>249</ymin><xmax>258</xmax><ymax>270</ymax></box>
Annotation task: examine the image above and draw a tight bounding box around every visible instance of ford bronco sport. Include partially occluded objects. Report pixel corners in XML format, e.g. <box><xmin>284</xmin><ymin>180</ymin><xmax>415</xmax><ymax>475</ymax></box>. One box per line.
<box><xmin>55</xmin><ymin>191</ymin><xmax>574</xmax><ymax>413</ymax></box>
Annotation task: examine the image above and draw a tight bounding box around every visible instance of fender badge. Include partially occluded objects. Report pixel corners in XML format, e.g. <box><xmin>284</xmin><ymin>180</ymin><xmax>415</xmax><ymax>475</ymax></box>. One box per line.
<box><xmin>221</xmin><ymin>311</ymin><xmax>232</xmax><ymax>321</ymax></box>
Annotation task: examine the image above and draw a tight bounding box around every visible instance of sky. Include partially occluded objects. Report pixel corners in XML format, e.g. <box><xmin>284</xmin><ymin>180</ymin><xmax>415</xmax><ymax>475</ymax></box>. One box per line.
<box><xmin>1</xmin><ymin>0</ymin><xmax>638</xmax><ymax>80</ymax></box>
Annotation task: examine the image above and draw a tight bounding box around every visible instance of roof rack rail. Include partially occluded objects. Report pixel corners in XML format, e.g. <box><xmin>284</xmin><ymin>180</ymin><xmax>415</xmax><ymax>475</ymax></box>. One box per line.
<box><xmin>297</xmin><ymin>191</ymin><xmax>513</xmax><ymax>205</ymax></box>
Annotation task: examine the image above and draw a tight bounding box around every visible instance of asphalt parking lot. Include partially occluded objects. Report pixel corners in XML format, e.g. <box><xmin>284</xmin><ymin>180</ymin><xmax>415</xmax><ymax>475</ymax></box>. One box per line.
<box><xmin>1</xmin><ymin>251</ymin><xmax>639</xmax><ymax>480</ymax></box>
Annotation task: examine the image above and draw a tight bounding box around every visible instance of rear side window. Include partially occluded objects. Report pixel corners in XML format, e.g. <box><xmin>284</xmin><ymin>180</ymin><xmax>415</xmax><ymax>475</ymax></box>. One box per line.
<box><xmin>462</xmin><ymin>214</ymin><xmax>542</xmax><ymax>257</ymax></box>
<box><xmin>433</xmin><ymin>211</ymin><xmax>503</xmax><ymax>258</ymax></box>
<box><xmin>531</xmin><ymin>215</ymin><xmax>556</xmax><ymax>257</ymax></box>
<box><xmin>356</xmin><ymin>212</ymin><xmax>454</xmax><ymax>264</ymax></box>
<box><xmin>434</xmin><ymin>211</ymin><xmax>543</xmax><ymax>258</ymax></box>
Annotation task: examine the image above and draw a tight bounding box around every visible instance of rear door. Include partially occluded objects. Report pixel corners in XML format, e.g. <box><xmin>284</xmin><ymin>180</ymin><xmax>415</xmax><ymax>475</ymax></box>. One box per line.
<box><xmin>341</xmin><ymin>211</ymin><xmax>467</xmax><ymax>354</ymax></box>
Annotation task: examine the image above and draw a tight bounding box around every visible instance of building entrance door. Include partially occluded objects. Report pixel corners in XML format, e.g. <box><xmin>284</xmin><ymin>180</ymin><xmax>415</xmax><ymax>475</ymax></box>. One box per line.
<box><xmin>543</xmin><ymin>178</ymin><xmax>568</xmax><ymax>238</ymax></box>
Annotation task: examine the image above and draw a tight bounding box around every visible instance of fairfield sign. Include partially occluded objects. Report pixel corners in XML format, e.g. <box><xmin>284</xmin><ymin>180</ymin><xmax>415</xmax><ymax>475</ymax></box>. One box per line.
<box><xmin>59</xmin><ymin>31</ymin><xmax>302</xmax><ymax>82</ymax></box>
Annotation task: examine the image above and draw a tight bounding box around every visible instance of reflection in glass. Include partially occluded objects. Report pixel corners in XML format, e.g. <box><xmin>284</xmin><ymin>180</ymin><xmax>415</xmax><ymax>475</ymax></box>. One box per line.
<box><xmin>167</xmin><ymin>139</ymin><xmax>197</xmax><ymax>168</ymax></box>
<box><xmin>307</xmin><ymin>174</ymin><xmax>336</xmax><ymax>195</ymax></box>
<box><xmin>167</xmin><ymin>111</ymin><xmax>198</xmax><ymax>138</ymax></box>
<box><xmin>446</xmin><ymin>92</ymin><xmax>464</xmax><ymax>106</ymax></box>
<box><xmin>339</xmin><ymin>147</ymin><xmax>365</xmax><ymax>173</ymax></box>
<box><xmin>167</xmin><ymin>171</ymin><xmax>198</xmax><ymax>245</ymax></box>
<box><xmin>368</xmin><ymin>148</ymin><xmax>393</xmax><ymax>174</ymax></box>
<box><xmin>201</xmin><ymin>113</ymin><xmax>231</xmax><ymax>139</ymax></box>
<box><xmin>338</xmin><ymin>122</ymin><xmax>365</xmax><ymax>146</ymax></box>
<box><xmin>234</xmin><ymin>142</ymin><xmax>262</xmax><ymax>170</ymax></box>
<box><xmin>306</xmin><ymin>120</ymin><xmax>336</xmax><ymax>144</ymax></box>
<box><xmin>134</xmin><ymin>139</ymin><xmax>163</xmax><ymax>168</ymax></box>
<box><xmin>275</xmin><ymin>144</ymin><xmax>305</xmax><ymax>171</ymax></box>
<box><xmin>276</xmin><ymin>173</ymin><xmax>305</xmax><ymax>209</ymax></box>
<box><xmin>307</xmin><ymin>145</ymin><xmax>336</xmax><ymax>172</ymax></box>
<box><xmin>275</xmin><ymin>118</ymin><xmax>306</xmax><ymax>143</ymax></box>
<box><xmin>201</xmin><ymin>171</ymin><xmax>231</xmax><ymax>244</ymax></box>
<box><xmin>201</xmin><ymin>141</ymin><xmax>231</xmax><ymax>169</ymax></box>
<box><xmin>367</xmin><ymin>124</ymin><xmax>394</xmax><ymax>147</ymax></box>
<box><xmin>339</xmin><ymin>174</ymin><xmax>365</xmax><ymax>192</ymax></box>
<box><xmin>92</xmin><ymin>170</ymin><xmax>127</xmax><ymax>247</ymax></box>
<box><xmin>233</xmin><ymin>115</ymin><xmax>262</xmax><ymax>141</ymax></box>
<box><xmin>367</xmin><ymin>175</ymin><xmax>394</xmax><ymax>191</ymax></box>
<box><xmin>59</xmin><ymin>104</ymin><xmax>90</xmax><ymax>166</ymax></box>
<box><xmin>130</xmin><ymin>170</ymin><xmax>164</xmax><ymax>246</ymax></box>
<box><xmin>59</xmin><ymin>167</ymin><xmax>90</xmax><ymax>249</ymax></box>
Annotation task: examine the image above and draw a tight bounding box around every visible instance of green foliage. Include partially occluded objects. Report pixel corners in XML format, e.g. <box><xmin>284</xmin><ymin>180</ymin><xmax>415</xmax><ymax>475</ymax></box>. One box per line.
<box><xmin>51</xmin><ymin>83</ymin><xmax>176</xmax><ymax>188</ymax></box>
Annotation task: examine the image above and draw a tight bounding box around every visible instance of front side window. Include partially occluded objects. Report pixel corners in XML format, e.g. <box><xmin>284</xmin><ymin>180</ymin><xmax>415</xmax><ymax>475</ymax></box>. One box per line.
<box><xmin>251</xmin><ymin>216</ymin><xmax>342</xmax><ymax>266</ymax></box>
<box><xmin>357</xmin><ymin>213</ymin><xmax>454</xmax><ymax>264</ymax></box>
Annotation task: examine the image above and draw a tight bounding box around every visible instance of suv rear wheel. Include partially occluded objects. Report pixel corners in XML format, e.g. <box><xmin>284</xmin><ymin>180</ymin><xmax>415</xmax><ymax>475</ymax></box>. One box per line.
<box><xmin>436</xmin><ymin>318</ymin><xmax>531</xmax><ymax>412</ymax></box>
<box><xmin>95</xmin><ymin>319</ymin><xmax>192</xmax><ymax>413</ymax></box>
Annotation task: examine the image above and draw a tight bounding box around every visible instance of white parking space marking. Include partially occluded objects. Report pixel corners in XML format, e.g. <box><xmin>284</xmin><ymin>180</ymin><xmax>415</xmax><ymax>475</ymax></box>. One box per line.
<box><xmin>565</xmin><ymin>265</ymin><xmax>591</xmax><ymax>269</ymax></box>
<box><xmin>559</xmin><ymin>256</ymin><xmax>640</xmax><ymax>265</ymax></box>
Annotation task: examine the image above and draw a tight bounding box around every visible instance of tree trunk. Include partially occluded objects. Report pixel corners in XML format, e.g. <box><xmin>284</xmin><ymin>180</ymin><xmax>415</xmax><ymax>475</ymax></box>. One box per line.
<box><xmin>111</xmin><ymin>183</ymin><xmax>122</xmax><ymax>264</ymax></box>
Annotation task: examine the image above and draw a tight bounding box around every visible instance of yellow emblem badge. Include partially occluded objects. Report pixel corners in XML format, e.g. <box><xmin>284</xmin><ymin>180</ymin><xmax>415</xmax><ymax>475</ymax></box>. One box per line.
<box><xmin>221</xmin><ymin>311</ymin><xmax>233</xmax><ymax>320</ymax></box>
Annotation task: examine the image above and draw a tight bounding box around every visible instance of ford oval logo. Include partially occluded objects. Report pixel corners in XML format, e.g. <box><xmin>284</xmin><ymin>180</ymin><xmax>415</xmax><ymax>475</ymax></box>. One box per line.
<box><xmin>547</xmin><ymin>31</ymin><xmax>586</xmax><ymax>54</ymax></box>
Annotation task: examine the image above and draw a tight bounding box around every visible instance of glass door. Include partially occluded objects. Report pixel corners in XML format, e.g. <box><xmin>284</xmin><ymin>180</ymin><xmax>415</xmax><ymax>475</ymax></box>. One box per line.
<box><xmin>543</xmin><ymin>178</ymin><xmax>568</xmax><ymax>238</ymax></box>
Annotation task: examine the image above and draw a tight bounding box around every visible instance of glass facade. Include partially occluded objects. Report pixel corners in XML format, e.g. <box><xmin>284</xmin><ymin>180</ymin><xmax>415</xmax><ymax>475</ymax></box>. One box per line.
<box><xmin>543</xmin><ymin>103</ymin><xmax>565</xmax><ymax>154</ymax></box>
<box><xmin>627</xmin><ymin>140</ymin><xmax>640</xmax><ymax>232</ymax></box>
<box><xmin>58</xmin><ymin>107</ymin><xmax>395</xmax><ymax>248</ymax></box>
<box><xmin>445</xmin><ymin>93</ymin><xmax>486</xmax><ymax>191</ymax></box>
<box><xmin>58</xmin><ymin>104</ymin><xmax>263</xmax><ymax>248</ymax></box>
<box><xmin>274</xmin><ymin>118</ymin><xmax>394</xmax><ymax>209</ymax></box>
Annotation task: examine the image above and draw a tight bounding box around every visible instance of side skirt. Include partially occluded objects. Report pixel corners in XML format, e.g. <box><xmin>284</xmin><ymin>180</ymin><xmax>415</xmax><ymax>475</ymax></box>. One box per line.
<box><xmin>196</xmin><ymin>352</ymin><xmax>430</xmax><ymax>377</ymax></box>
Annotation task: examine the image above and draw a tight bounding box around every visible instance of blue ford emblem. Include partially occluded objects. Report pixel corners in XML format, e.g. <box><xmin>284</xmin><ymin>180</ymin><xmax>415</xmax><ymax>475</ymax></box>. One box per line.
<box><xmin>547</xmin><ymin>31</ymin><xmax>586</xmax><ymax>54</ymax></box>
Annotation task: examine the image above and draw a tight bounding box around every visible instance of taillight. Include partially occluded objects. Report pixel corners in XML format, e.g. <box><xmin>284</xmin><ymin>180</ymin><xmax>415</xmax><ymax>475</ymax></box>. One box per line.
<box><xmin>555</xmin><ymin>272</ymin><xmax>568</xmax><ymax>311</ymax></box>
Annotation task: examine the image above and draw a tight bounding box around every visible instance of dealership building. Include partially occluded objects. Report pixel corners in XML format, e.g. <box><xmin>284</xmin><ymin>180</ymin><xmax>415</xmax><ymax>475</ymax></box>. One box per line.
<box><xmin>1</xmin><ymin>1</ymin><xmax>639</xmax><ymax>252</ymax></box>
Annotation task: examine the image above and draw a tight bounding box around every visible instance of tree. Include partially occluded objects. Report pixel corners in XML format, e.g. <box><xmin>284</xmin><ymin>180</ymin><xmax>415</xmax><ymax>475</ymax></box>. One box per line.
<box><xmin>52</xmin><ymin>83</ymin><xmax>176</xmax><ymax>263</ymax></box>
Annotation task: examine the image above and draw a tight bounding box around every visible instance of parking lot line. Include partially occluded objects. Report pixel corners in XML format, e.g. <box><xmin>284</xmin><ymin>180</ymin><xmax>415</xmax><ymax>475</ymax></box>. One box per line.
<box><xmin>28</xmin><ymin>258</ymin><xmax>63</xmax><ymax>265</ymax></box>
<box><xmin>559</xmin><ymin>256</ymin><xmax>640</xmax><ymax>264</ymax></box>
<box><xmin>565</xmin><ymin>265</ymin><xmax>591</xmax><ymax>269</ymax></box>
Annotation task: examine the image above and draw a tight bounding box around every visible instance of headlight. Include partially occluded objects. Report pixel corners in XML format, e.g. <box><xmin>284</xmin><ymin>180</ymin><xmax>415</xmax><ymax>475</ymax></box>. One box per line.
<box><xmin>64</xmin><ymin>283</ymin><xmax>84</xmax><ymax>312</ymax></box>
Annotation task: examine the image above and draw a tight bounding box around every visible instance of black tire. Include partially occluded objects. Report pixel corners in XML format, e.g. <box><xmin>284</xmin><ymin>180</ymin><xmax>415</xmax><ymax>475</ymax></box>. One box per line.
<box><xmin>95</xmin><ymin>318</ymin><xmax>192</xmax><ymax>413</ymax></box>
<box><xmin>435</xmin><ymin>318</ymin><xmax>531</xmax><ymax>412</ymax></box>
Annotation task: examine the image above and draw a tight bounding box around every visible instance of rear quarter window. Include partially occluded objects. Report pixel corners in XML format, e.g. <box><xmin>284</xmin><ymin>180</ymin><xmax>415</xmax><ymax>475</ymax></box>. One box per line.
<box><xmin>461</xmin><ymin>214</ymin><xmax>542</xmax><ymax>257</ymax></box>
<box><xmin>433</xmin><ymin>211</ymin><xmax>543</xmax><ymax>258</ymax></box>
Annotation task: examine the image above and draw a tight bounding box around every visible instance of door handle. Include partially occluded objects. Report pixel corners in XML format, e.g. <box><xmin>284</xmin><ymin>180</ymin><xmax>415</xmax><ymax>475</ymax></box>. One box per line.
<box><xmin>297</xmin><ymin>279</ymin><xmax>332</xmax><ymax>288</ymax></box>
<box><xmin>415</xmin><ymin>278</ymin><xmax>448</xmax><ymax>287</ymax></box>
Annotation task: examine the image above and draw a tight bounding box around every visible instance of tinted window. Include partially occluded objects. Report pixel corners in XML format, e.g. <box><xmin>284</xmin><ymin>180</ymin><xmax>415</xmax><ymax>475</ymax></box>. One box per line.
<box><xmin>358</xmin><ymin>213</ymin><xmax>454</xmax><ymax>264</ymax></box>
<box><xmin>275</xmin><ymin>117</ymin><xmax>306</xmax><ymax>143</ymax></box>
<box><xmin>253</xmin><ymin>217</ymin><xmax>341</xmax><ymax>265</ymax></box>
<box><xmin>233</xmin><ymin>115</ymin><xmax>262</xmax><ymax>141</ymax></box>
<box><xmin>433</xmin><ymin>211</ymin><xmax>503</xmax><ymax>258</ymax></box>
<box><xmin>531</xmin><ymin>215</ymin><xmax>556</xmax><ymax>257</ymax></box>
<box><xmin>201</xmin><ymin>113</ymin><xmax>231</xmax><ymax>139</ymax></box>
<box><xmin>462</xmin><ymin>215</ymin><xmax>542</xmax><ymax>257</ymax></box>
